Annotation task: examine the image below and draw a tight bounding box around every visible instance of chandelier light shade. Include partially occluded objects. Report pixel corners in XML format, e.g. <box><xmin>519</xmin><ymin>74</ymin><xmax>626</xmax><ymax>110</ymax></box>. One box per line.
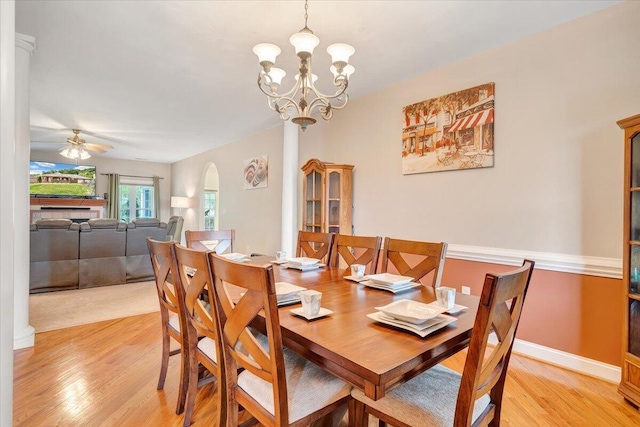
<box><xmin>253</xmin><ymin>0</ymin><xmax>355</xmax><ymax>130</ymax></box>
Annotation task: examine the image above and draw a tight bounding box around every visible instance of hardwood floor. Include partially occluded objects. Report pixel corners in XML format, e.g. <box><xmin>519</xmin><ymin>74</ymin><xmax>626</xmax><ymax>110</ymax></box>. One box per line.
<box><xmin>13</xmin><ymin>312</ymin><xmax>640</xmax><ymax>426</ymax></box>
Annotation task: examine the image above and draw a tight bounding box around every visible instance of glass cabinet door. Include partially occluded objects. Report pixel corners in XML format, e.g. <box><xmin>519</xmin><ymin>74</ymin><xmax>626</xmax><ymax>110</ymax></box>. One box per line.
<box><xmin>328</xmin><ymin>171</ymin><xmax>341</xmax><ymax>233</ymax></box>
<box><xmin>305</xmin><ymin>170</ymin><xmax>323</xmax><ymax>232</ymax></box>
<box><xmin>631</xmin><ymin>133</ymin><xmax>640</xmax><ymax>294</ymax></box>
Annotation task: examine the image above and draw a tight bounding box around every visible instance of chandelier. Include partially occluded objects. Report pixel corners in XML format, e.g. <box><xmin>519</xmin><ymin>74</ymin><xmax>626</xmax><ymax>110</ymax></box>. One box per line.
<box><xmin>253</xmin><ymin>0</ymin><xmax>355</xmax><ymax>131</ymax></box>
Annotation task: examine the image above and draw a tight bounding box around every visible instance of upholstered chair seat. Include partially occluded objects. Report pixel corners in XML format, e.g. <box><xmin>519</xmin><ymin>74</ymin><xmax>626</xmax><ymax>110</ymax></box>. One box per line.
<box><xmin>351</xmin><ymin>364</ymin><xmax>490</xmax><ymax>426</ymax></box>
<box><xmin>168</xmin><ymin>312</ymin><xmax>180</xmax><ymax>332</ymax></box>
<box><xmin>237</xmin><ymin>346</ymin><xmax>351</xmax><ymax>424</ymax></box>
<box><xmin>196</xmin><ymin>337</ymin><xmax>218</xmax><ymax>364</ymax></box>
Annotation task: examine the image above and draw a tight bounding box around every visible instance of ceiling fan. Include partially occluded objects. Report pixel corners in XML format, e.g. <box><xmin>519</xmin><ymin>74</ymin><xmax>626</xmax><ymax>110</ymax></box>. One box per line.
<box><xmin>59</xmin><ymin>129</ymin><xmax>114</xmax><ymax>160</ymax></box>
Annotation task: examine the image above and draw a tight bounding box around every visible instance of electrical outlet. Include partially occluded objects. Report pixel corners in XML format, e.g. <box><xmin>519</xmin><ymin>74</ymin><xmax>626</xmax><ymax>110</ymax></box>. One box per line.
<box><xmin>461</xmin><ymin>286</ymin><xmax>471</xmax><ymax>295</ymax></box>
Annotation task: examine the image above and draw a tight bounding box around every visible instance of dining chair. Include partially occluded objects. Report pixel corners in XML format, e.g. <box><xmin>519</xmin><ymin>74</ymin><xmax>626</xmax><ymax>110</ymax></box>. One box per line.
<box><xmin>330</xmin><ymin>234</ymin><xmax>382</xmax><ymax>274</ymax></box>
<box><xmin>208</xmin><ymin>254</ymin><xmax>353</xmax><ymax>427</ymax></box>
<box><xmin>296</xmin><ymin>230</ymin><xmax>335</xmax><ymax>263</ymax></box>
<box><xmin>171</xmin><ymin>243</ymin><xmax>222</xmax><ymax>427</ymax></box>
<box><xmin>185</xmin><ymin>229</ymin><xmax>235</xmax><ymax>253</ymax></box>
<box><xmin>351</xmin><ymin>259</ymin><xmax>535</xmax><ymax>427</ymax></box>
<box><xmin>380</xmin><ymin>238</ymin><xmax>448</xmax><ymax>288</ymax></box>
<box><xmin>146</xmin><ymin>238</ymin><xmax>188</xmax><ymax>415</ymax></box>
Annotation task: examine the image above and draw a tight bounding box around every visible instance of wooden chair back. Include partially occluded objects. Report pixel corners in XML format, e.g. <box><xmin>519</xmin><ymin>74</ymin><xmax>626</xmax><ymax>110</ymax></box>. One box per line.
<box><xmin>146</xmin><ymin>237</ymin><xmax>187</xmax><ymax>413</ymax></box>
<box><xmin>330</xmin><ymin>234</ymin><xmax>382</xmax><ymax>274</ymax></box>
<box><xmin>296</xmin><ymin>230</ymin><xmax>335</xmax><ymax>263</ymax></box>
<box><xmin>171</xmin><ymin>243</ymin><xmax>225</xmax><ymax>425</ymax></box>
<box><xmin>454</xmin><ymin>259</ymin><xmax>535</xmax><ymax>426</ymax></box>
<box><xmin>147</xmin><ymin>238</ymin><xmax>181</xmax><ymax>327</ymax></box>
<box><xmin>208</xmin><ymin>254</ymin><xmax>289</xmax><ymax>426</ymax></box>
<box><xmin>185</xmin><ymin>229</ymin><xmax>235</xmax><ymax>254</ymax></box>
<box><xmin>381</xmin><ymin>238</ymin><xmax>447</xmax><ymax>288</ymax></box>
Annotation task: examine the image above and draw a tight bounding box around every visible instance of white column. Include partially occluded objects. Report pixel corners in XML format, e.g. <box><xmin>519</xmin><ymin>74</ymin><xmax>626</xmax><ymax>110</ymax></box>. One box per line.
<box><xmin>0</xmin><ymin>1</ymin><xmax>16</xmax><ymax>424</ymax></box>
<box><xmin>281</xmin><ymin>121</ymin><xmax>299</xmax><ymax>256</ymax></box>
<box><xmin>14</xmin><ymin>33</ymin><xmax>36</xmax><ymax>349</ymax></box>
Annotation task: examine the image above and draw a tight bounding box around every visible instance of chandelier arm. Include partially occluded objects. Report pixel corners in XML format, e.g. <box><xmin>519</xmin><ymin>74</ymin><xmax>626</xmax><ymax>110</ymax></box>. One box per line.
<box><xmin>306</xmin><ymin>79</ymin><xmax>348</xmax><ymax>103</ymax></box>
<box><xmin>268</xmin><ymin>95</ymin><xmax>303</xmax><ymax>118</ymax></box>
<box><xmin>306</xmin><ymin>83</ymin><xmax>349</xmax><ymax>115</ymax></box>
<box><xmin>256</xmin><ymin>72</ymin><xmax>302</xmax><ymax>100</ymax></box>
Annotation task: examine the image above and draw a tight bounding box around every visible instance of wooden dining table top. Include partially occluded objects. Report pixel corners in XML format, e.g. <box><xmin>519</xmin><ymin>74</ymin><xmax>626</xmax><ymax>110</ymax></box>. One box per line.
<box><xmin>242</xmin><ymin>256</ymin><xmax>479</xmax><ymax>400</ymax></box>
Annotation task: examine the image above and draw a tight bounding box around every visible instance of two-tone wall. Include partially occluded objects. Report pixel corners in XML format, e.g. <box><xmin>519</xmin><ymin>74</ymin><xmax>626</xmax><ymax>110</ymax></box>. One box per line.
<box><xmin>170</xmin><ymin>1</ymin><xmax>640</xmax><ymax>377</ymax></box>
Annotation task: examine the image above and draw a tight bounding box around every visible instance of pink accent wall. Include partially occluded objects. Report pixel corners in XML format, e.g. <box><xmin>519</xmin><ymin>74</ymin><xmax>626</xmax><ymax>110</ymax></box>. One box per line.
<box><xmin>441</xmin><ymin>258</ymin><xmax>623</xmax><ymax>366</ymax></box>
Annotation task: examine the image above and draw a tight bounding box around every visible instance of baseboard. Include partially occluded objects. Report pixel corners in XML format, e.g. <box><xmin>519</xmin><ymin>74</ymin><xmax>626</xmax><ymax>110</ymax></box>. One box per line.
<box><xmin>446</xmin><ymin>244</ymin><xmax>622</xmax><ymax>279</ymax></box>
<box><xmin>14</xmin><ymin>325</ymin><xmax>35</xmax><ymax>349</ymax></box>
<box><xmin>488</xmin><ymin>334</ymin><xmax>621</xmax><ymax>383</ymax></box>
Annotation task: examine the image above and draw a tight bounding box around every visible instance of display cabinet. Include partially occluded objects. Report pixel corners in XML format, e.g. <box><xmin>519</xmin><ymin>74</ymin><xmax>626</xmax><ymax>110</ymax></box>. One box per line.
<box><xmin>301</xmin><ymin>159</ymin><xmax>353</xmax><ymax>235</ymax></box>
<box><xmin>619</xmin><ymin>113</ymin><xmax>640</xmax><ymax>407</ymax></box>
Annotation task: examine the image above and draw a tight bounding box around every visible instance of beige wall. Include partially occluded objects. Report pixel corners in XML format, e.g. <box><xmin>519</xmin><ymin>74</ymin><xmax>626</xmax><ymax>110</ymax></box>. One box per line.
<box><xmin>299</xmin><ymin>1</ymin><xmax>639</xmax><ymax>259</ymax></box>
<box><xmin>171</xmin><ymin>125</ymin><xmax>284</xmax><ymax>255</ymax></box>
<box><xmin>169</xmin><ymin>2</ymin><xmax>639</xmax><ymax>365</ymax></box>
<box><xmin>30</xmin><ymin>149</ymin><xmax>172</xmax><ymax>222</ymax></box>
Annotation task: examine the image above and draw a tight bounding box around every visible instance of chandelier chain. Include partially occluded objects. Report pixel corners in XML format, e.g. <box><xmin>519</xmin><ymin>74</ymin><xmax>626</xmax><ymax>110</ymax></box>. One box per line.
<box><xmin>304</xmin><ymin>0</ymin><xmax>309</xmax><ymax>28</ymax></box>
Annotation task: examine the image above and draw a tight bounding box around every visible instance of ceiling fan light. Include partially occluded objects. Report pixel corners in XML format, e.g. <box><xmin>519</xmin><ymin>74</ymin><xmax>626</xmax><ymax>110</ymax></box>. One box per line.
<box><xmin>59</xmin><ymin>147</ymin><xmax>72</xmax><ymax>159</ymax></box>
<box><xmin>79</xmin><ymin>150</ymin><xmax>91</xmax><ymax>160</ymax></box>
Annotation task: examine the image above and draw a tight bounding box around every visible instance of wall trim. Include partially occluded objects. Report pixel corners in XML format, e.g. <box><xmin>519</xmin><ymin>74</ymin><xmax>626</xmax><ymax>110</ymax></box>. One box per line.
<box><xmin>488</xmin><ymin>335</ymin><xmax>621</xmax><ymax>383</ymax></box>
<box><xmin>13</xmin><ymin>325</ymin><xmax>34</xmax><ymax>350</ymax></box>
<box><xmin>447</xmin><ymin>244</ymin><xmax>622</xmax><ymax>279</ymax></box>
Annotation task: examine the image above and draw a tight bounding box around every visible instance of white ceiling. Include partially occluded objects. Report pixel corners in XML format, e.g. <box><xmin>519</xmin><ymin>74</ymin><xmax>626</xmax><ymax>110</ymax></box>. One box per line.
<box><xmin>17</xmin><ymin>0</ymin><xmax>621</xmax><ymax>164</ymax></box>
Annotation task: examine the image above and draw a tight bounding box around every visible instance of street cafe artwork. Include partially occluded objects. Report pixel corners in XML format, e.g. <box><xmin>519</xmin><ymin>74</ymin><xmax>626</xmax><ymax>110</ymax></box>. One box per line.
<box><xmin>402</xmin><ymin>82</ymin><xmax>494</xmax><ymax>175</ymax></box>
<box><xmin>243</xmin><ymin>155</ymin><xmax>268</xmax><ymax>189</ymax></box>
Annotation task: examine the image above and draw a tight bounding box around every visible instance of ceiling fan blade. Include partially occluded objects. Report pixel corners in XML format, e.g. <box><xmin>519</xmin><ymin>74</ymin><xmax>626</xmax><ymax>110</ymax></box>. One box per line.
<box><xmin>85</xmin><ymin>142</ymin><xmax>114</xmax><ymax>150</ymax></box>
<box><xmin>83</xmin><ymin>145</ymin><xmax>107</xmax><ymax>154</ymax></box>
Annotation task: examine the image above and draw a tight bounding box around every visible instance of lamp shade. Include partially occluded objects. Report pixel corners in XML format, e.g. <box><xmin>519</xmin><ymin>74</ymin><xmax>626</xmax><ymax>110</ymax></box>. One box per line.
<box><xmin>253</xmin><ymin>43</ymin><xmax>281</xmax><ymax>64</ymax></box>
<box><xmin>289</xmin><ymin>31</ymin><xmax>320</xmax><ymax>56</ymax></box>
<box><xmin>330</xmin><ymin>64</ymin><xmax>355</xmax><ymax>79</ymax></box>
<box><xmin>327</xmin><ymin>43</ymin><xmax>355</xmax><ymax>65</ymax></box>
<box><xmin>171</xmin><ymin>196</ymin><xmax>193</xmax><ymax>208</ymax></box>
<box><xmin>268</xmin><ymin>67</ymin><xmax>286</xmax><ymax>85</ymax></box>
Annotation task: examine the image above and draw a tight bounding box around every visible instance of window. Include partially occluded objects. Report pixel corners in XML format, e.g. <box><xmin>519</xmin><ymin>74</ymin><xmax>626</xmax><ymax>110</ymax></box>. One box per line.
<box><xmin>119</xmin><ymin>178</ymin><xmax>155</xmax><ymax>223</ymax></box>
<box><xmin>204</xmin><ymin>190</ymin><xmax>217</xmax><ymax>230</ymax></box>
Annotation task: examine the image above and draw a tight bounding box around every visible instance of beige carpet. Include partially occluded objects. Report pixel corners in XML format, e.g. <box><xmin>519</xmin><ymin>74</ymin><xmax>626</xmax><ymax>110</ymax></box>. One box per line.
<box><xmin>30</xmin><ymin>281</ymin><xmax>160</xmax><ymax>333</ymax></box>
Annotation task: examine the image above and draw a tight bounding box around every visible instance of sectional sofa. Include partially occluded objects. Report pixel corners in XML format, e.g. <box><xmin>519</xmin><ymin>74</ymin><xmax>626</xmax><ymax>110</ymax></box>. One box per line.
<box><xmin>29</xmin><ymin>217</ymin><xmax>170</xmax><ymax>293</ymax></box>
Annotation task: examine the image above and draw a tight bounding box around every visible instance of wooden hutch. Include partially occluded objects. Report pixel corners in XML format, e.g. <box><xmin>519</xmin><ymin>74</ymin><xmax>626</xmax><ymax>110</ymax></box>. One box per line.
<box><xmin>619</xmin><ymin>113</ymin><xmax>640</xmax><ymax>407</ymax></box>
<box><xmin>301</xmin><ymin>159</ymin><xmax>353</xmax><ymax>235</ymax></box>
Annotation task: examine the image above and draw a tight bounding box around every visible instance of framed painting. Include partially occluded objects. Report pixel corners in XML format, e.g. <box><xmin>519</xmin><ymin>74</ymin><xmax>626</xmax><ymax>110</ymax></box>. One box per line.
<box><xmin>402</xmin><ymin>82</ymin><xmax>494</xmax><ymax>175</ymax></box>
<box><xmin>243</xmin><ymin>155</ymin><xmax>268</xmax><ymax>189</ymax></box>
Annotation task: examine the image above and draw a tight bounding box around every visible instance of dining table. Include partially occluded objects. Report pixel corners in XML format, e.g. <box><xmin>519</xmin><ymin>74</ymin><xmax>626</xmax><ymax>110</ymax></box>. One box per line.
<box><xmin>240</xmin><ymin>255</ymin><xmax>479</xmax><ymax>401</ymax></box>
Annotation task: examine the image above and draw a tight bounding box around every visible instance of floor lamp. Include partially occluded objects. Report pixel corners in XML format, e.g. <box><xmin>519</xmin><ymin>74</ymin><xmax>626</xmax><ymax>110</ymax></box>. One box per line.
<box><xmin>170</xmin><ymin>196</ymin><xmax>194</xmax><ymax>216</ymax></box>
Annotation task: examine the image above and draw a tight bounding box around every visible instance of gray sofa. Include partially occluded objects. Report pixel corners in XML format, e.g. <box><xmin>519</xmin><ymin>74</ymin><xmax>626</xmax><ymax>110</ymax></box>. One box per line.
<box><xmin>79</xmin><ymin>219</ymin><xmax>128</xmax><ymax>288</ymax></box>
<box><xmin>125</xmin><ymin>218</ymin><xmax>168</xmax><ymax>282</ymax></box>
<box><xmin>30</xmin><ymin>219</ymin><xmax>80</xmax><ymax>293</ymax></box>
<box><xmin>166</xmin><ymin>215</ymin><xmax>183</xmax><ymax>242</ymax></box>
<box><xmin>29</xmin><ymin>217</ymin><xmax>169</xmax><ymax>293</ymax></box>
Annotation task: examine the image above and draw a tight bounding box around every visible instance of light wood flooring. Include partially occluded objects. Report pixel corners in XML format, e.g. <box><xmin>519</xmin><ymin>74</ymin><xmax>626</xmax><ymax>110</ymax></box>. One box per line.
<box><xmin>13</xmin><ymin>312</ymin><xmax>640</xmax><ymax>426</ymax></box>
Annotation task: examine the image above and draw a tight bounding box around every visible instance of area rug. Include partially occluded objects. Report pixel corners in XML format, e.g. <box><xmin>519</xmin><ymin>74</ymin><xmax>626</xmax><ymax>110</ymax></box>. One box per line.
<box><xmin>29</xmin><ymin>281</ymin><xmax>159</xmax><ymax>333</ymax></box>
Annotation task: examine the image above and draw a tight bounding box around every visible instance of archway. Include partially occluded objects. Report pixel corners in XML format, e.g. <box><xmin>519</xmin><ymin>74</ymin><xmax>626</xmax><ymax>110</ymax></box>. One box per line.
<box><xmin>201</xmin><ymin>163</ymin><xmax>219</xmax><ymax>230</ymax></box>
